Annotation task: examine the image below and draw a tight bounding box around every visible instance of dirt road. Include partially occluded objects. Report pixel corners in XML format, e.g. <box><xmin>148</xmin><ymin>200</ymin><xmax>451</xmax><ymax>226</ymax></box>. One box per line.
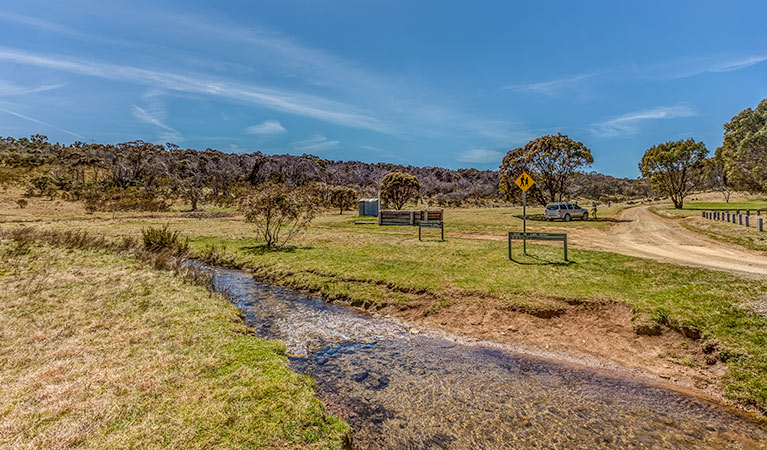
<box><xmin>579</xmin><ymin>206</ymin><xmax>767</xmax><ymax>278</ymax></box>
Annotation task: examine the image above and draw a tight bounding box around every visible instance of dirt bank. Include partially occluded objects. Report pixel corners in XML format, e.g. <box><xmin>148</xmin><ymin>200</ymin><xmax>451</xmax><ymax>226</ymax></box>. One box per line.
<box><xmin>378</xmin><ymin>294</ymin><xmax>750</xmax><ymax>413</ymax></box>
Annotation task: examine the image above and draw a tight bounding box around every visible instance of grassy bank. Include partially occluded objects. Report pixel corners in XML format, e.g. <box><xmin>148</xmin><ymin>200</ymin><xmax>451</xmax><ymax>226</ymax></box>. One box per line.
<box><xmin>0</xmin><ymin>240</ymin><xmax>349</xmax><ymax>449</ymax></box>
<box><xmin>652</xmin><ymin>202</ymin><xmax>767</xmax><ymax>253</ymax></box>
<box><xmin>2</xmin><ymin>193</ymin><xmax>767</xmax><ymax>412</ymax></box>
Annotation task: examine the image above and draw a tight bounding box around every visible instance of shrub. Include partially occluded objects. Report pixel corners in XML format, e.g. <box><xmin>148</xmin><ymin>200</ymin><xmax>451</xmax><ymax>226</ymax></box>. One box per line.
<box><xmin>82</xmin><ymin>188</ymin><xmax>170</xmax><ymax>213</ymax></box>
<box><xmin>141</xmin><ymin>225</ymin><xmax>188</xmax><ymax>254</ymax></box>
<box><xmin>329</xmin><ymin>186</ymin><xmax>358</xmax><ymax>214</ymax></box>
<box><xmin>15</xmin><ymin>198</ymin><xmax>28</xmax><ymax>209</ymax></box>
<box><xmin>242</xmin><ymin>184</ymin><xmax>317</xmax><ymax>248</ymax></box>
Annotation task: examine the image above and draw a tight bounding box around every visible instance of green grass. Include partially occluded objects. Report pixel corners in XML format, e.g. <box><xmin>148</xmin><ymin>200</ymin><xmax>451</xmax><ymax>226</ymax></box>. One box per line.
<box><xmin>683</xmin><ymin>200</ymin><xmax>767</xmax><ymax>211</ymax></box>
<box><xmin>651</xmin><ymin>202</ymin><xmax>767</xmax><ymax>253</ymax></box>
<box><xmin>0</xmin><ymin>241</ymin><xmax>349</xmax><ymax>449</ymax></box>
<box><xmin>183</xmin><ymin>217</ymin><xmax>767</xmax><ymax>411</ymax></box>
<box><xmin>3</xmin><ymin>194</ymin><xmax>767</xmax><ymax>412</ymax></box>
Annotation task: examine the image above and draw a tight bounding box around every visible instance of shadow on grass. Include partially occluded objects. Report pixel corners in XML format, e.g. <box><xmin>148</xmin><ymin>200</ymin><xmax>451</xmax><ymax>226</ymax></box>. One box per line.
<box><xmin>241</xmin><ymin>244</ymin><xmax>314</xmax><ymax>254</ymax></box>
<box><xmin>508</xmin><ymin>251</ymin><xmax>574</xmax><ymax>266</ymax></box>
<box><xmin>513</xmin><ymin>213</ymin><xmax>632</xmax><ymax>223</ymax></box>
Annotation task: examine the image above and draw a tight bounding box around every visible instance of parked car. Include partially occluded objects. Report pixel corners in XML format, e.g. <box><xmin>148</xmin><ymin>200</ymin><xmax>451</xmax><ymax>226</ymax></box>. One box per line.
<box><xmin>544</xmin><ymin>202</ymin><xmax>588</xmax><ymax>221</ymax></box>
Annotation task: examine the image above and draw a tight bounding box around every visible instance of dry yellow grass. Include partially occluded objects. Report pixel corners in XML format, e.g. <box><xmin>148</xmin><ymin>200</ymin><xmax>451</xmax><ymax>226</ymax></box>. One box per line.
<box><xmin>0</xmin><ymin>241</ymin><xmax>349</xmax><ymax>449</ymax></box>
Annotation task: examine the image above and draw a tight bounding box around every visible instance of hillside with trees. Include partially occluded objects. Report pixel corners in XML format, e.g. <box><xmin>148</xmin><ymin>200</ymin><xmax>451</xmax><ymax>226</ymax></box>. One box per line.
<box><xmin>0</xmin><ymin>135</ymin><xmax>652</xmax><ymax>211</ymax></box>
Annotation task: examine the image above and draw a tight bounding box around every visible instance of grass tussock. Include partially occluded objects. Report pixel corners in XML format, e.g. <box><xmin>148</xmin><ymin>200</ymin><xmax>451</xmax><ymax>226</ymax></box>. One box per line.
<box><xmin>141</xmin><ymin>224</ymin><xmax>189</xmax><ymax>254</ymax></box>
<box><xmin>0</xmin><ymin>241</ymin><xmax>350</xmax><ymax>449</ymax></box>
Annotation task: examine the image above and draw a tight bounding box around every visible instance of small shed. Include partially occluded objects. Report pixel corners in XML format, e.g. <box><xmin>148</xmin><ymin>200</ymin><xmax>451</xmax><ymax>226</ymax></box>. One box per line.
<box><xmin>358</xmin><ymin>198</ymin><xmax>380</xmax><ymax>217</ymax></box>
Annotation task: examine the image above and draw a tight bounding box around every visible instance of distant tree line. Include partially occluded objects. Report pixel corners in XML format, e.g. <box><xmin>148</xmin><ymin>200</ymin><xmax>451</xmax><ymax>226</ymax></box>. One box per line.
<box><xmin>0</xmin><ymin>134</ymin><xmax>652</xmax><ymax>211</ymax></box>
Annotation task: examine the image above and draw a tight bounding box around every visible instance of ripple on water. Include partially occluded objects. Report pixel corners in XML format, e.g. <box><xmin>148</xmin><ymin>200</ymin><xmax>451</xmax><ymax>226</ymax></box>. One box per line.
<box><xmin>203</xmin><ymin>264</ymin><xmax>767</xmax><ymax>449</ymax></box>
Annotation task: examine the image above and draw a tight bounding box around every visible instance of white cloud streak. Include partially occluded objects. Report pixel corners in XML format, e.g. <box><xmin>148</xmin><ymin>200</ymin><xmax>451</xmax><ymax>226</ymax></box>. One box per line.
<box><xmin>590</xmin><ymin>104</ymin><xmax>697</xmax><ymax>137</ymax></box>
<box><xmin>131</xmin><ymin>98</ymin><xmax>183</xmax><ymax>143</ymax></box>
<box><xmin>457</xmin><ymin>149</ymin><xmax>504</xmax><ymax>164</ymax></box>
<box><xmin>0</xmin><ymin>106</ymin><xmax>84</xmax><ymax>139</ymax></box>
<box><xmin>292</xmin><ymin>135</ymin><xmax>340</xmax><ymax>153</ymax></box>
<box><xmin>503</xmin><ymin>73</ymin><xmax>594</xmax><ymax>96</ymax></box>
<box><xmin>708</xmin><ymin>55</ymin><xmax>767</xmax><ymax>73</ymax></box>
<box><xmin>245</xmin><ymin>120</ymin><xmax>285</xmax><ymax>135</ymax></box>
<box><xmin>0</xmin><ymin>81</ymin><xmax>64</xmax><ymax>96</ymax></box>
<box><xmin>0</xmin><ymin>47</ymin><xmax>390</xmax><ymax>134</ymax></box>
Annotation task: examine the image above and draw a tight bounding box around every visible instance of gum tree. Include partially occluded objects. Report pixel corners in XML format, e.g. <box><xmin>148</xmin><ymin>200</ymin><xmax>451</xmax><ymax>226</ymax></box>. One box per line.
<box><xmin>639</xmin><ymin>138</ymin><xmax>708</xmax><ymax>209</ymax></box>
<box><xmin>499</xmin><ymin>133</ymin><xmax>593</xmax><ymax>204</ymax></box>
<box><xmin>329</xmin><ymin>186</ymin><xmax>357</xmax><ymax>214</ymax></box>
<box><xmin>717</xmin><ymin>97</ymin><xmax>767</xmax><ymax>192</ymax></box>
<box><xmin>380</xmin><ymin>172</ymin><xmax>420</xmax><ymax>210</ymax></box>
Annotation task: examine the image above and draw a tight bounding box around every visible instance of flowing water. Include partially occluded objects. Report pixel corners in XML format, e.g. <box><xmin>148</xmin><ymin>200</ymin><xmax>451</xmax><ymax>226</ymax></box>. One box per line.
<box><xmin>204</xmin><ymin>265</ymin><xmax>767</xmax><ymax>449</ymax></box>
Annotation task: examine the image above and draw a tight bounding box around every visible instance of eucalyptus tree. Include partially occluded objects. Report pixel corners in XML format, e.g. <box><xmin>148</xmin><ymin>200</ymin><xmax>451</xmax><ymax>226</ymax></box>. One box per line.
<box><xmin>639</xmin><ymin>139</ymin><xmax>708</xmax><ymax>209</ymax></box>
<box><xmin>499</xmin><ymin>133</ymin><xmax>593</xmax><ymax>204</ymax></box>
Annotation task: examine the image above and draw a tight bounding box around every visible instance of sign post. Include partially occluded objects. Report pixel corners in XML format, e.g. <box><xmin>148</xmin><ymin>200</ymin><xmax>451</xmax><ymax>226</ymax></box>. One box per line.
<box><xmin>514</xmin><ymin>171</ymin><xmax>535</xmax><ymax>255</ymax></box>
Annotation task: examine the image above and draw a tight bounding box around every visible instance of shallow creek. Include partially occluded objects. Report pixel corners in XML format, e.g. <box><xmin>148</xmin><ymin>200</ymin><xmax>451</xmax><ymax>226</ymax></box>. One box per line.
<box><xmin>204</xmin><ymin>264</ymin><xmax>767</xmax><ymax>449</ymax></box>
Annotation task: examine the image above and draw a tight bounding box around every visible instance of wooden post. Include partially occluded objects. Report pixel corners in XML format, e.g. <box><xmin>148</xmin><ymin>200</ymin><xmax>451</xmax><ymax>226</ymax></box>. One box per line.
<box><xmin>377</xmin><ymin>211</ymin><xmax>382</xmax><ymax>225</ymax></box>
<box><xmin>759</xmin><ymin>218</ymin><xmax>764</xmax><ymax>232</ymax></box>
<box><xmin>739</xmin><ymin>214</ymin><xmax>743</xmax><ymax>226</ymax></box>
<box><xmin>508</xmin><ymin>232</ymin><xmax>512</xmax><ymax>260</ymax></box>
<box><xmin>746</xmin><ymin>215</ymin><xmax>750</xmax><ymax>227</ymax></box>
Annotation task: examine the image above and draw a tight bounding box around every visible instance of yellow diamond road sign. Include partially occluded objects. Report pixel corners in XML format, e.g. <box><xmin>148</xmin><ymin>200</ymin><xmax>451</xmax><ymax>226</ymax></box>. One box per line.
<box><xmin>515</xmin><ymin>171</ymin><xmax>535</xmax><ymax>192</ymax></box>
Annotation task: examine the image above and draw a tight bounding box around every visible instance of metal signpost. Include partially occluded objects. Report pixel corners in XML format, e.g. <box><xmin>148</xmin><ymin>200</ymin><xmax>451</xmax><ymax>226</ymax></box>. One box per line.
<box><xmin>514</xmin><ymin>171</ymin><xmax>535</xmax><ymax>255</ymax></box>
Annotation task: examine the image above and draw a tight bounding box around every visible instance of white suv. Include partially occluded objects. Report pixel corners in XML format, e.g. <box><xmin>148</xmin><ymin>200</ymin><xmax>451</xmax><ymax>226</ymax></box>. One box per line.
<box><xmin>544</xmin><ymin>202</ymin><xmax>588</xmax><ymax>221</ymax></box>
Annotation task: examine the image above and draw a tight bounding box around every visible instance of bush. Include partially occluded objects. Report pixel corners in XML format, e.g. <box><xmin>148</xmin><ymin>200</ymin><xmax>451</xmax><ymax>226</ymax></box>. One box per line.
<box><xmin>141</xmin><ymin>225</ymin><xmax>188</xmax><ymax>254</ymax></box>
<box><xmin>83</xmin><ymin>188</ymin><xmax>170</xmax><ymax>213</ymax></box>
<box><xmin>15</xmin><ymin>198</ymin><xmax>28</xmax><ymax>209</ymax></box>
<box><xmin>380</xmin><ymin>172</ymin><xmax>420</xmax><ymax>210</ymax></box>
<box><xmin>242</xmin><ymin>184</ymin><xmax>317</xmax><ymax>248</ymax></box>
<box><xmin>329</xmin><ymin>186</ymin><xmax>357</xmax><ymax>214</ymax></box>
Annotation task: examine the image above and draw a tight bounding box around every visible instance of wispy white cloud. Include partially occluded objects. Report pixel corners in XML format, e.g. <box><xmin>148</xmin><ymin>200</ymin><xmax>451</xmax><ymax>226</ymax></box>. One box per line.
<box><xmin>0</xmin><ymin>80</ymin><xmax>64</xmax><ymax>96</ymax></box>
<box><xmin>0</xmin><ymin>13</ymin><xmax>537</xmax><ymax>147</ymax></box>
<box><xmin>0</xmin><ymin>47</ymin><xmax>390</xmax><ymax>134</ymax></box>
<box><xmin>0</xmin><ymin>11</ymin><xmax>139</xmax><ymax>48</ymax></box>
<box><xmin>503</xmin><ymin>73</ymin><xmax>595</xmax><ymax>96</ymax></box>
<box><xmin>131</xmin><ymin>104</ymin><xmax>182</xmax><ymax>143</ymax></box>
<box><xmin>457</xmin><ymin>149</ymin><xmax>504</xmax><ymax>164</ymax></box>
<box><xmin>292</xmin><ymin>135</ymin><xmax>339</xmax><ymax>153</ymax></box>
<box><xmin>590</xmin><ymin>104</ymin><xmax>697</xmax><ymax>137</ymax></box>
<box><xmin>0</xmin><ymin>106</ymin><xmax>84</xmax><ymax>139</ymax></box>
<box><xmin>154</xmin><ymin>13</ymin><xmax>534</xmax><ymax>143</ymax></box>
<box><xmin>245</xmin><ymin>120</ymin><xmax>285</xmax><ymax>135</ymax></box>
<box><xmin>708</xmin><ymin>55</ymin><xmax>767</xmax><ymax>73</ymax></box>
<box><xmin>653</xmin><ymin>54</ymin><xmax>767</xmax><ymax>80</ymax></box>
<box><xmin>131</xmin><ymin>91</ymin><xmax>183</xmax><ymax>142</ymax></box>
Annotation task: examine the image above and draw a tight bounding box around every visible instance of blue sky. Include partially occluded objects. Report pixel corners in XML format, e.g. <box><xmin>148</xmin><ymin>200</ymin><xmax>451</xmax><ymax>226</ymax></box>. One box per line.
<box><xmin>0</xmin><ymin>0</ymin><xmax>765</xmax><ymax>177</ymax></box>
